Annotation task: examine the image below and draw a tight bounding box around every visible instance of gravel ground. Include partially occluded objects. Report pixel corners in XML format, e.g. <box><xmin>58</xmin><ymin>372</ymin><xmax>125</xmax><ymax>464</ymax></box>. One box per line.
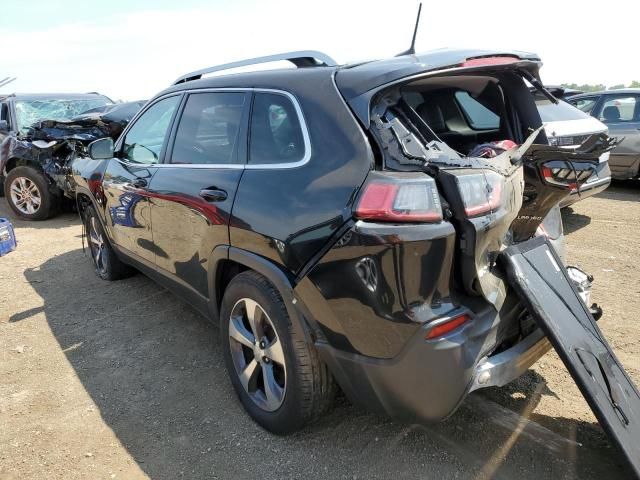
<box><xmin>1</xmin><ymin>182</ymin><xmax>639</xmax><ymax>480</ymax></box>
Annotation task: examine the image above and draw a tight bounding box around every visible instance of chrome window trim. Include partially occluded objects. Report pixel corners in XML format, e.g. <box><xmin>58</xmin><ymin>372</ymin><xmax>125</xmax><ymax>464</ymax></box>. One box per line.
<box><xmin>126</xmin><ymin>87</ymin><xmax>311</xmax><ymax>170</ymax></box>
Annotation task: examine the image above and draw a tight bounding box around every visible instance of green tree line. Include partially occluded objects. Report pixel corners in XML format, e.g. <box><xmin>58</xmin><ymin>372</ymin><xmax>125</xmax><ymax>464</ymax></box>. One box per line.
<box><xmin>561</xmin><ymin>80</ymin><xmax>640</xmax><ymax>92</ymax></box>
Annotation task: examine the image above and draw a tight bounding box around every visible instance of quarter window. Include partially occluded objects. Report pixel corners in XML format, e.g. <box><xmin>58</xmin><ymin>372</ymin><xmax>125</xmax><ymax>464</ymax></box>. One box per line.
<box><xmin>171</xmin><ymin>92</ymin><xmax>247</xmax><ymax>165</ymax></box>
<box><xmin>123</xmin><ymin>96</ymin><xmax>180</xmax><ymax>164</ymax></box>
<box><xmin>454</xmin><ymin>91</ymin><xmax>500</xmax><ymax>130</ymax></box>
<box><xmin>249</xmin><ymin>92</ymin><xmax>305</xmax><ymax>165</ymax></box>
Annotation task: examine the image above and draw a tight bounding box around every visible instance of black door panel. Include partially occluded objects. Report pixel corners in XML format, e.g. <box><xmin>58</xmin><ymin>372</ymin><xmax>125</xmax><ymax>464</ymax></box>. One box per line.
<box><xmin>102</xmin><ymin>160</ymin><xmax>157</xmax><ymax>264</ymax></box>
<box><xmin>148</xmin><ymin>167</ymin><xmax>242</xmax><ymax>300</ymax></box>
<box><xmin>147</xmin><ymin>91</ymin><xmax>249</xmax><ymax>304</ymax></box>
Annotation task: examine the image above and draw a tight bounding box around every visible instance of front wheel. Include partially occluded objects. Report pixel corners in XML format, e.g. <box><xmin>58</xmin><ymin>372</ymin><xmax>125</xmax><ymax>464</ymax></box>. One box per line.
<box><xmin>220</xmin><ymin>271</ymin><xmax>336</xmax><ymax>434</ymax></box>
<box><xmin>5</xmin><ymin>166</ymin><xmax>58</xmax><ymax>220</ymax></box>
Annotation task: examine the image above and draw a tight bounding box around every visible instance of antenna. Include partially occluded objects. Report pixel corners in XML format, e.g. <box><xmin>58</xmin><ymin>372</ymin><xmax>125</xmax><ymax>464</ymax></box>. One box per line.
<box><xmin>395</xmin><ymin>3</ymin><xmax>422</xmax><ymax>57</ymax></box>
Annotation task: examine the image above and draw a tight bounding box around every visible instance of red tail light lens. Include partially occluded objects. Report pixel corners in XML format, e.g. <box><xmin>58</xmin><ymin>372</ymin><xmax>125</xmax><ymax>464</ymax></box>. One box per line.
<box><xmin>355</xmin><ymin>173</ymin><xmax>442</xmax><ymax>223</ymax></box>
<box><xmin>425</xmin><ymin>313</ymin><xmax>470</xmax><ymax>339</ymax></box>
<box><xmin>453</xmin><ymin>170</ymin><xmax>504</xmax><ymax>217</ymax></box>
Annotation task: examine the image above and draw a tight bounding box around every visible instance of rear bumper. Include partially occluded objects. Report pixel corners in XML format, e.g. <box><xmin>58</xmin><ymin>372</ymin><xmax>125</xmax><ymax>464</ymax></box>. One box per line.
<box><xmin>468</xmin><ymin>329</ymin><xmax>551</xmax><ymax>391</ymax></box>
<box><xmin>316</xmin><ymin>303</ymin><xmax>550</xmax><ymax>423</ymax></box>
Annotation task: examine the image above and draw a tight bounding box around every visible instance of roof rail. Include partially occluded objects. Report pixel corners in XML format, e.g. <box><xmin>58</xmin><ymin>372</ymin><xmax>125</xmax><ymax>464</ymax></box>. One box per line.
<box><xmin>172</xmin><ymin>50</ymin><xmax>337</xmax><ymax>85</ymax></box>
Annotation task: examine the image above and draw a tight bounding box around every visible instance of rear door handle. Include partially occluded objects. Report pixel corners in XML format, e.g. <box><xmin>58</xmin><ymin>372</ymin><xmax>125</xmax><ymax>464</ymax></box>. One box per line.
<box><xmin>199</xmin><ymin>188</ymin><xmax>227</xmax><ymax>202</ymax></box>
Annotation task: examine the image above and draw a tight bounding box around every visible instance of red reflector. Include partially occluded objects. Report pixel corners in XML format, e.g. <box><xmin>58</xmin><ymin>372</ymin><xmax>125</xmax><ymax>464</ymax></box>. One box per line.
<box><xmin>425</xmin><ymin>313</ymin><xmax>470</xmax><ymax>339</ymax></box>
<box><xmin>462</xmin><ymin>56</ymin><xmax>519</xmax><ymax>68</ymax></box>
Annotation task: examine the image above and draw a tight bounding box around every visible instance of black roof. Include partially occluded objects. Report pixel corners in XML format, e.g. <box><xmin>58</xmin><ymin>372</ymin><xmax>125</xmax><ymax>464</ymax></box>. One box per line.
<box><xmin>163</xmin><ymin>48</ymin><xmax>541</xmax><ymax>98</ymax></box>
<box><xmin>335</xmin><ymin>48</ymin><xmax>541</xmax><ymax>100</ymax></box>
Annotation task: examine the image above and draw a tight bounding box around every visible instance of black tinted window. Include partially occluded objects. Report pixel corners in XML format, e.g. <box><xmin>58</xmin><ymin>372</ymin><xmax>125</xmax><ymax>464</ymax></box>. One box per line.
<box><xmin>123</xmin><ymin>96</ymin><xmax>180</xmax><ymax>164</ymax></box>
<box><xmin>454</xmin><ymin>91</ymin><xmax>500</xmax><ymax>130</ymax></box>
<box><xmin>171</xmin><ymin>92</ymin><xmax>246</xmax><ymax>165</ymax></box>
<box><xmin>249</xmin><ymin>92</ymin><xmax>305</xmax><ymax>164</ymax></box>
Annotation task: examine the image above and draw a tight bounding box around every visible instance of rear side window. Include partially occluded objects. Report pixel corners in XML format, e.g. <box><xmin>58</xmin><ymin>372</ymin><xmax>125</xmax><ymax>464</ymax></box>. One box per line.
<box><xmin>171</xmin><ymin>92</ymin><xmax>247</xmax><ymax>165</ymax></box>
<box><xmin>123</xmin><ymin>96</ymin><xmax>180</xmax><ymax>164</ymax></box>
<box><xmin>249</xmin><ymin>92</ymin><xmax>306</xmax><ymax>165</ymax></box>
<box><xmin>454</xmin><ymin>91</ymin><xmax>500</xmax><ymax>130</ymax></box>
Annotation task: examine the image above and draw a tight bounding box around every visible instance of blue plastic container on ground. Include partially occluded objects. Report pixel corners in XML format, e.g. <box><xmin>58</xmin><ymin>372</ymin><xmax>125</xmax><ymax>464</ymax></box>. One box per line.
<box><xmin>0</xmin><ymin>218</ymin><xmax>17</xmax><ymax>256</ymax></box>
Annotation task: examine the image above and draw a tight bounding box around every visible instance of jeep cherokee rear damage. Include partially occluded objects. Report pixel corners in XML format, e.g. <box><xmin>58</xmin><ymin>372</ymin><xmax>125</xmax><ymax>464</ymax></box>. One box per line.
<box><xmin>358</xmin><ymin>59</ymin><xmax>638</xmax><ymax>473</ymax></box>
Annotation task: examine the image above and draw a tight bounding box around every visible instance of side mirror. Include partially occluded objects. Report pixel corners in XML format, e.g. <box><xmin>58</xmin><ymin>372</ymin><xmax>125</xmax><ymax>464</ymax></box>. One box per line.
<box><xmin>88</xmin><ymin>137</ymin><xmax>114</xmax><ymax>160</ymax></box>
<box><xmin>0</xmin><ymin>120</ymin><xmax>9</xmax><ymax>131</ymax></box>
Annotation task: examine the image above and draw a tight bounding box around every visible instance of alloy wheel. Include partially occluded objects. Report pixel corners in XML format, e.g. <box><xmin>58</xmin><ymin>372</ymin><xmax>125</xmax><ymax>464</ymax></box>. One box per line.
<box><xmin>228</xmin><ymin>298</ymin><xmax>287</xmax><ymax>412</ymax></box>
<box><xmin>9</xmin><ymin>177</ymin><xmax>42</xmax><ymax>215</ymax></box>
<box><xmin>88</xmin><ymin>216</ymin><xmax>107</xmax><ymax>275</ymax></box>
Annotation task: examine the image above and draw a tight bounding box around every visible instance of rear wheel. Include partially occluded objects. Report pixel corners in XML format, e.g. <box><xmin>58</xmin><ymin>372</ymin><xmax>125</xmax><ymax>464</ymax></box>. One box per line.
<box><xmin>220</xmin><ymin>271</ymin><xmax>336</xmax><ymax>434</ymax></box>
<box><xmin>84</xmin><ymin>206</ymin><xmax>135</xmax><ymax>281</ymax></box>
<box><xmin>5</xmin><ymin>166</ymin><xmax>58</xmax><ymax>220</ymax></box>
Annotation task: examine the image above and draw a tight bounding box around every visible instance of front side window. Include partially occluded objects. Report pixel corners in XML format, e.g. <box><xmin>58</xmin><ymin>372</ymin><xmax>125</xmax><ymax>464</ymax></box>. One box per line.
<box><xmin>454</xmin><ymin>90</ymin><xmax>500</xmax><ymax>130</ymax></box>
<box><xmin>123</xmin><ymin>96</ymin><xmax>180</xmax><ymax>164</ymax></box>
<box><xmin>598</xmin><ymin>95</ymin><xmax>639</xmax><ymax>123</ymax></box>
<box><xmin>171</xmin><ymin>92</ymin><xmax>246</xmax><ymax>165</ymax></box>
<box><xmin>249</xmin><ymin>92</ymin><xmax>305</xmax><ymax>164</ymax></box>
<box><xmin>570</xmin><ymin>97</ymin><xmax>598</xmax><ymax>114</ymax></box>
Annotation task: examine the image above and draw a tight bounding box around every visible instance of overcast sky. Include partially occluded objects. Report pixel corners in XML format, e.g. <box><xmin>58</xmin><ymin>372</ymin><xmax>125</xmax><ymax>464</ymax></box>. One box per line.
<box><xmin>1</xmin><ymin>0</ymin><xmax>636</xmax><ymax>101</ymax></box>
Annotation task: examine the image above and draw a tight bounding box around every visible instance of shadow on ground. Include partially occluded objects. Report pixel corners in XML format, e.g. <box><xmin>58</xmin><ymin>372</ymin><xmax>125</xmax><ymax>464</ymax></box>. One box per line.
<box><xmin>16</xmin><ymin>247</ymin><xmax>633</xmax><ymax>479</ymax></box>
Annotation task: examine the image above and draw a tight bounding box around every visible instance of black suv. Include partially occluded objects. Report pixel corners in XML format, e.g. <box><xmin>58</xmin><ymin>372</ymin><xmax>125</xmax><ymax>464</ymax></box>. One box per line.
<box><xmin>72</xmin><ymin>49</ymin><xmax>610</xmax><ymax>433</ymax></box>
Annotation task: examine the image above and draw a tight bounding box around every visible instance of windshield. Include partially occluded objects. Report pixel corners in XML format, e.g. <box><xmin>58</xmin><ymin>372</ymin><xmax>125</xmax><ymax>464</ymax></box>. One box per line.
<box><xmin>535</xmin><ymin>96</ymin><xmax>590</xmax><ymax>122</ymax></box>
<box><xmin>15</xmin><ymin>97</ymin><xmax>112</xmax><ymax>133</ymax></box>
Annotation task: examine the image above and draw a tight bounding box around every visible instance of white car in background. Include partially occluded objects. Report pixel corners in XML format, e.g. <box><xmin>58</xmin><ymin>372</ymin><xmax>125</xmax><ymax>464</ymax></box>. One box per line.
<box><xmin>533</xmin><ymin>90</ymin><xmax>612</xmax><ymax>207</ymax></box>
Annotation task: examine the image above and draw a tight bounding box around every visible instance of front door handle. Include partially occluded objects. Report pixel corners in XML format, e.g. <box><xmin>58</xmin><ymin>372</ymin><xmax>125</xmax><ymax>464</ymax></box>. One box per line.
<box><xmin>199</xmin><ymin>188</ymin><xmax>227</xmax><ymax>202</ymax></box>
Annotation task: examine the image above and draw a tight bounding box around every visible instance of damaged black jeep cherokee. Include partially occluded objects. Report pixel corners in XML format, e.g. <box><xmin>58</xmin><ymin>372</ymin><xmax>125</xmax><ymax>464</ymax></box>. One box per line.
<box><xmin>72</xmin><ymin>49</ymin><xmax>614</xmax><ymax>434</ymax></box>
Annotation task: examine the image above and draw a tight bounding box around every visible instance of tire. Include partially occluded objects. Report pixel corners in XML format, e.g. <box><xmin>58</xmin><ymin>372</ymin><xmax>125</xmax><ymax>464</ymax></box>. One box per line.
<box><xmin>220</xmin><ymin>271</ymin><xmax>336</xmax><ymax>434</ymax></box>
<box><xmin>83</xmin><ymin>206</ymin><xmax>135</xmax><ymax>281</ymax></box>
<box><xmin>4</xmin><ymin>166</ymin><xmax>58</xmax><ymax>220</ymax></box>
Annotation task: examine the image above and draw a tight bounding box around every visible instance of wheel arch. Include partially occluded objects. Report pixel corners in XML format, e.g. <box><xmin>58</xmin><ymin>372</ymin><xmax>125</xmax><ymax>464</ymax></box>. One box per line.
<box><xmin>209</xmin><ymin>246</ymin><xmax>315</xmax><ymax>343</ymax></box>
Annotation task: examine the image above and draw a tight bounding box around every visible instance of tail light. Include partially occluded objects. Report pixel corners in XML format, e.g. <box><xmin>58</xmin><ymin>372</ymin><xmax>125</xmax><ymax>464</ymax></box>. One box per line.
<box><xmin>354</xmin><ymin>172</ymin><xmax>442</xmax><ymax>223</ymax></box>
<box><xmin>452</xmin><ymin>170</ymin><xmax>505</xmax><ymax>217</ymax></box>
<box><xmin>541</xmin><ymin>164</ymin><xmax>593</xmax><ymax>190</ymax></box>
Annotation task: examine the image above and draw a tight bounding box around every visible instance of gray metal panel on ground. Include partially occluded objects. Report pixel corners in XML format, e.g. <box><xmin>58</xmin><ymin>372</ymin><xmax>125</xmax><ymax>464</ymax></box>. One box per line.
<box><xmin>500</xmin><ymin>236</ymin><xmax>640</xmax><ymax>477</ymax></box>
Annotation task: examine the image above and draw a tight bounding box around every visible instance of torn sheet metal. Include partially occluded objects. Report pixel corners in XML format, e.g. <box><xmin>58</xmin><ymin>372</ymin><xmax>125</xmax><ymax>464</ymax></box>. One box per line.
<box><xmin>500</xmin><ymin>236</ymin><xmax>640</xmax><ymax>477</ymax></box>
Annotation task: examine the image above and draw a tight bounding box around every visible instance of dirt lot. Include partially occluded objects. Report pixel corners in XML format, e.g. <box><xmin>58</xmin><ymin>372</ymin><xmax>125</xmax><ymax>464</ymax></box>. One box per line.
<box><xmin>1</xmin><ymin>182</ymin><xmax>639</xmax><ymax>480</ymax></box>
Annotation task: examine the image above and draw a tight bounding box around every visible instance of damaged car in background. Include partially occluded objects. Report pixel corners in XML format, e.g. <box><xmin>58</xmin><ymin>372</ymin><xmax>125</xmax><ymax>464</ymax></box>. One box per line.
<box><xmin>0</xmin><ymin>93</ymin><xmax>145</xmax><ymax>220</ymax></box>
